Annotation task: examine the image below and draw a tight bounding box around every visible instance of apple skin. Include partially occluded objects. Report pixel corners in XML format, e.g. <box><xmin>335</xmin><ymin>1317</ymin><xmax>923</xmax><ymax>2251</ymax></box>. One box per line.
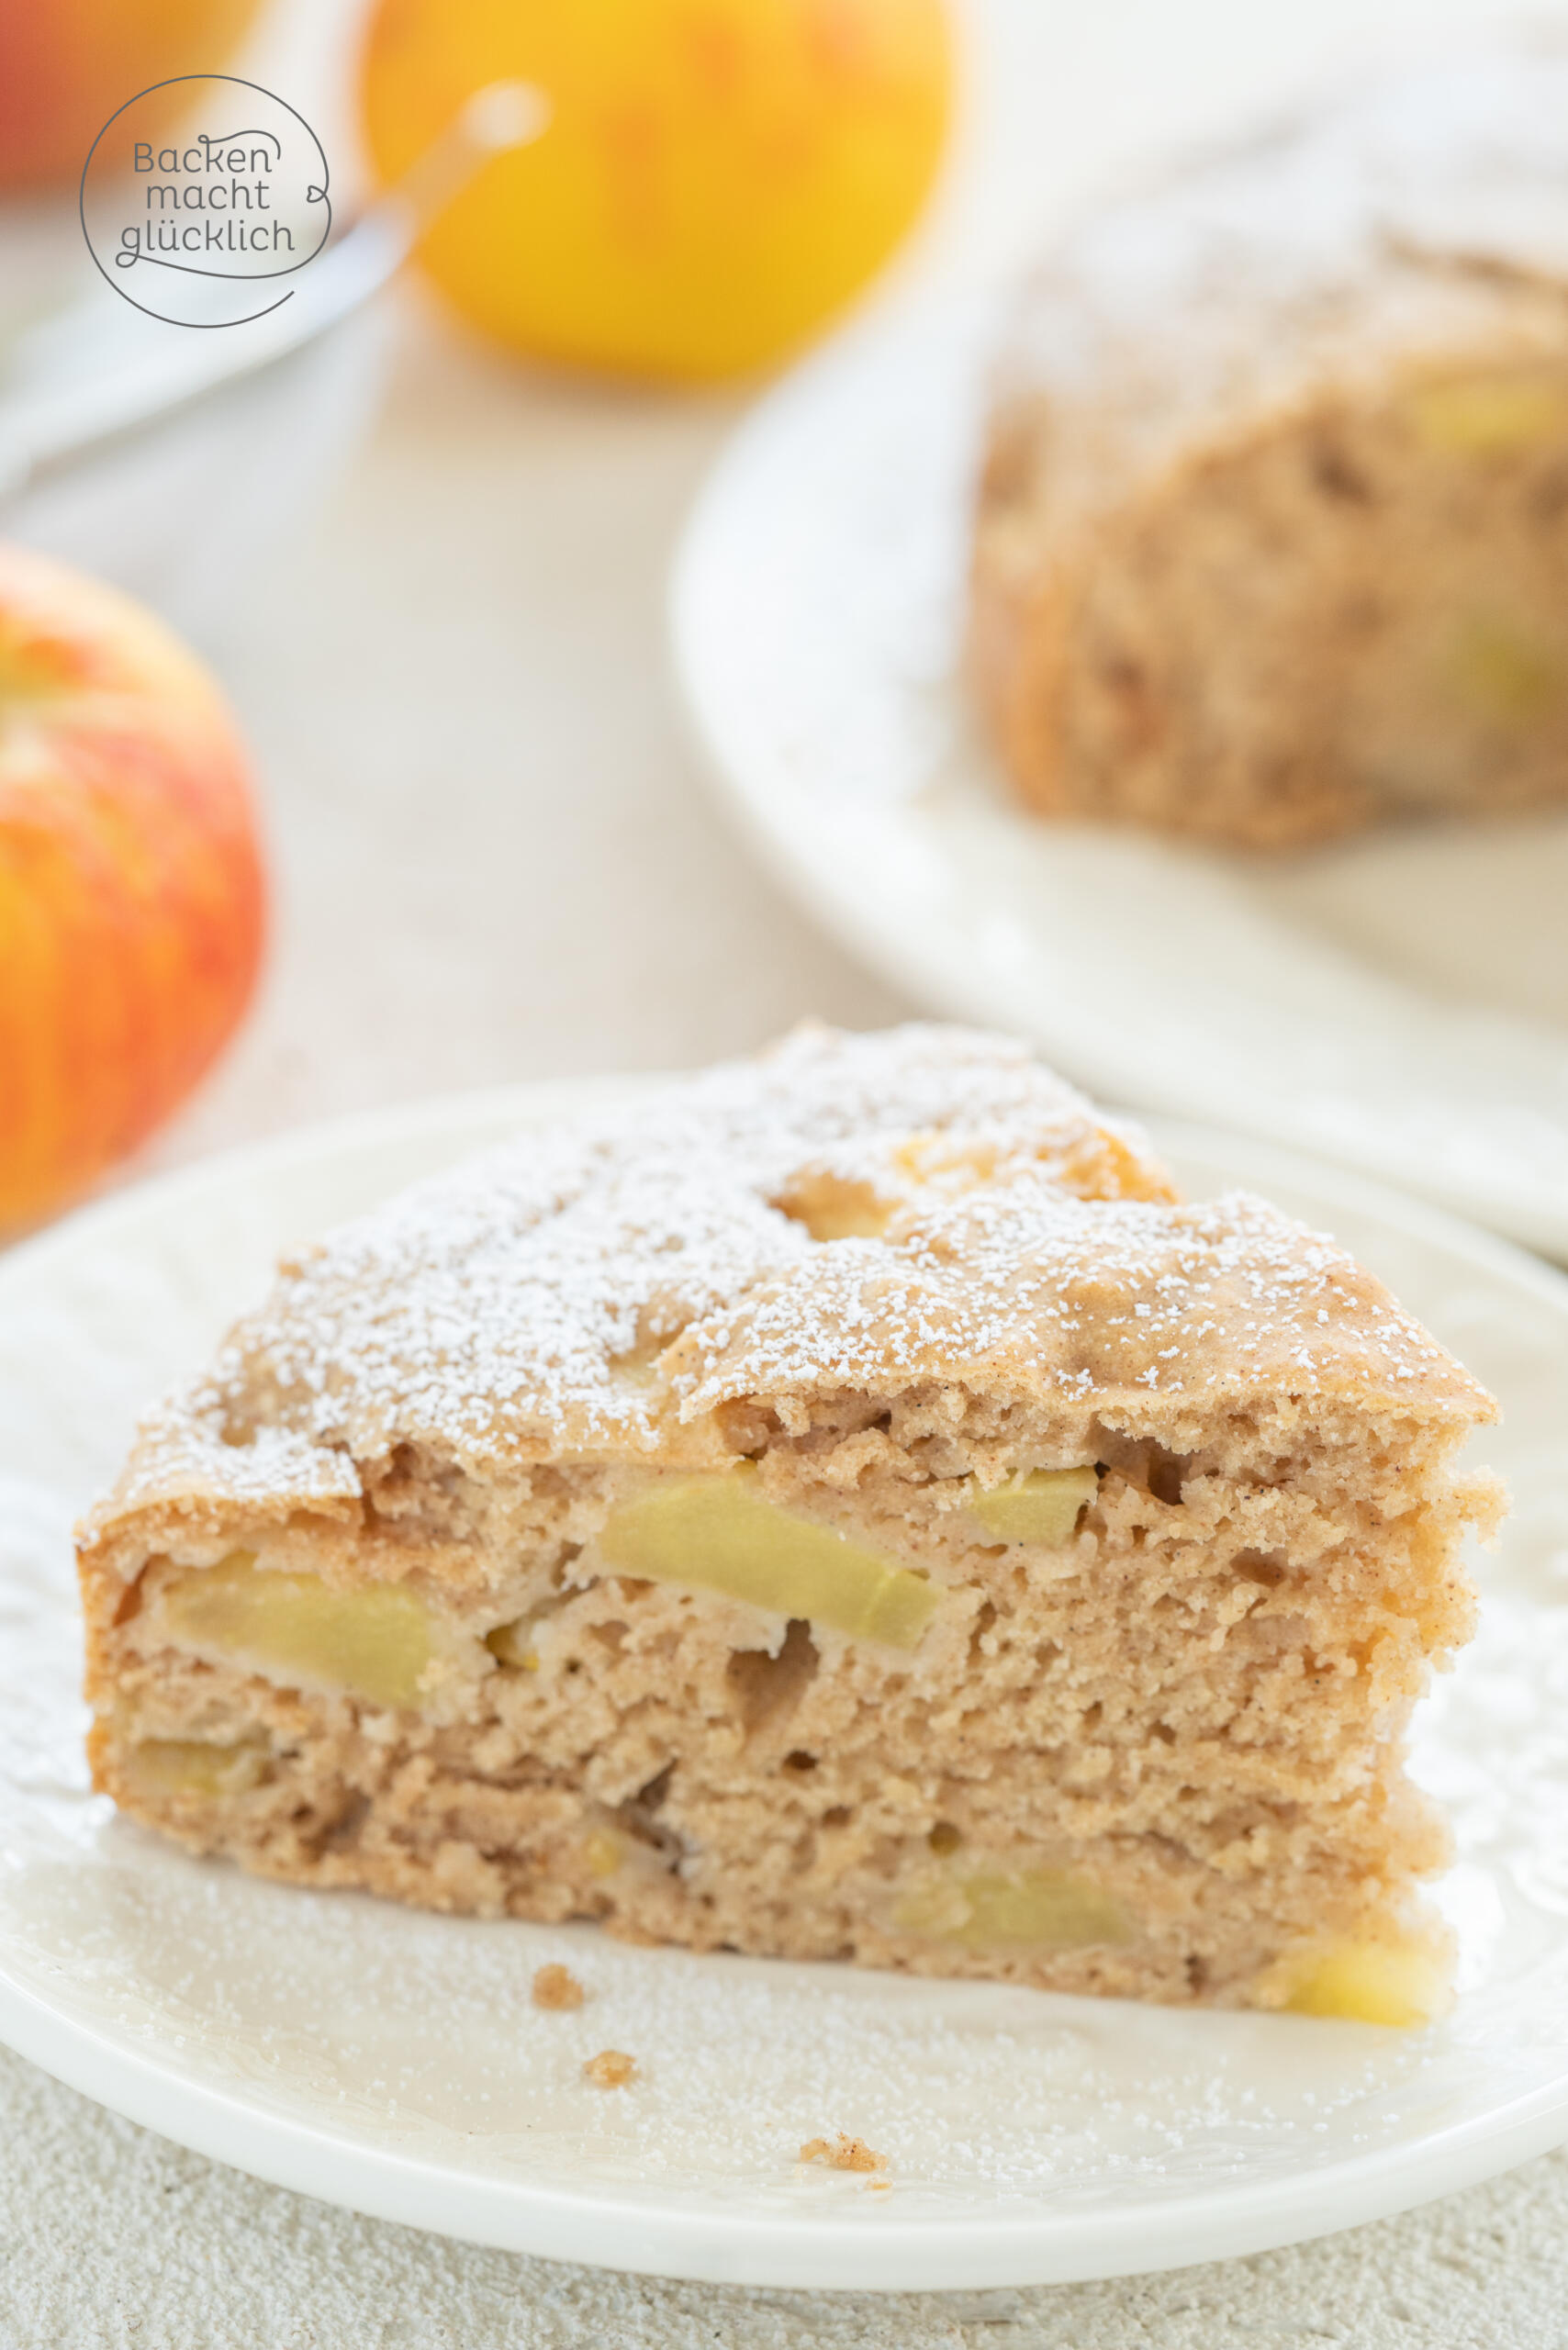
<box><xmin>0</xmin><ymin>543</ymin><xmax>265</xmax><ymax>1236</ymax></box>
<box><xmin>0</xmin><ymin>0</ymin><xmax>264</xmax><ymax>190</ymax></box>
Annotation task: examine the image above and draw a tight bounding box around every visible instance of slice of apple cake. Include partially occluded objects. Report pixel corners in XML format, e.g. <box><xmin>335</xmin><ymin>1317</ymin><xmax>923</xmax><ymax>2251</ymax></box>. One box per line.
<box><xmin>78</xmin><ymin>1024</ymin><xmax>1500</xmax><ymax>2020</ymax></box>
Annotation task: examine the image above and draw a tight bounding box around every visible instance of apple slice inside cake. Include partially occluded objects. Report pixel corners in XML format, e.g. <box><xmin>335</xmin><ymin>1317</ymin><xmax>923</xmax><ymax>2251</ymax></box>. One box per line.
<box><xmin>78</xmin><ymin>1024</ymin><xmax>1500</xmax><ymax>2019</ymax></box>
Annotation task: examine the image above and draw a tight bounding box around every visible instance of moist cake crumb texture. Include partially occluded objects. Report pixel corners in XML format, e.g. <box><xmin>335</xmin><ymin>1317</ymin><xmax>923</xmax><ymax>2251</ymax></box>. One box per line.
<box><xmin>77</xmin><ymin>1023</ymin><xmax>1502</xmax><ymax>2019</ymax></box>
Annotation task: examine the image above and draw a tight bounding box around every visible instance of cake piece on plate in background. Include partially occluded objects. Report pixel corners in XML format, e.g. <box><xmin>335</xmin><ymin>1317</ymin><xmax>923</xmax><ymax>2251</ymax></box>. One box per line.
<box><xmin>971</xmin><ymin>45</ymin><xmax>1568</xmax><ymax>849</ymax></box>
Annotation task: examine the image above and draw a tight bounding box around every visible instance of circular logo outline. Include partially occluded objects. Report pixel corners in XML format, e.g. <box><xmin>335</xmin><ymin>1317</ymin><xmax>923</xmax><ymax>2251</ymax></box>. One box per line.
<box><xmin>80</xmin><ymin>74</ymin><xmax>331</xmax><ymax>329</ymax></box>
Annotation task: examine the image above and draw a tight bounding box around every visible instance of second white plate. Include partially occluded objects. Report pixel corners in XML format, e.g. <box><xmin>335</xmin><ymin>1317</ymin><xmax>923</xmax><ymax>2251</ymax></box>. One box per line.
<box><xmin>4</xmin><ymin>1082</ymin><xmax>1568</xmax><ymax>2288</ymax></box>
<box><xmin>671</xmin><ymin>294</ymin><xmax>1568</xmax><ymax>1259</ymax></box>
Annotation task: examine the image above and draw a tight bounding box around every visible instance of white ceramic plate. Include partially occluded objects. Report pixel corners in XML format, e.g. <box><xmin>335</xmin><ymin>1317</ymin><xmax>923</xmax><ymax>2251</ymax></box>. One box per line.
<box><xmin>670</xmin><ymin>294</ymin><xmax>1568</xmax><ymax>1260</ymax></box>
<box><xmin>4</xmin><ymin>1080</ymin><xmax>1568</xmax><ymax>2291</ymax></box>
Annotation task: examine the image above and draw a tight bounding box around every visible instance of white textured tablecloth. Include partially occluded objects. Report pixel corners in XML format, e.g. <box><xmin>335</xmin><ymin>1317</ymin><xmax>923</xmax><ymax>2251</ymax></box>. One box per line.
<box><xmin>7</xmin><ymin>0</ymin><xmax>1568</xmax><ymax>2338</ymax></box>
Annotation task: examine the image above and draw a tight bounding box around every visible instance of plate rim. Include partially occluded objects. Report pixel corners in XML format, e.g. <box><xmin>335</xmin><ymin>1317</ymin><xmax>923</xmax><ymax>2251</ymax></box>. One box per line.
<box><xmin>7</xmin><ymin>1958</ymin><xmax>1568</xmax><ymax>2291</ymax></box>
<box><xmin>5</xmin><ymin>1075</ymin><xmax>1568</xmax><ymax>2290</ymax></box>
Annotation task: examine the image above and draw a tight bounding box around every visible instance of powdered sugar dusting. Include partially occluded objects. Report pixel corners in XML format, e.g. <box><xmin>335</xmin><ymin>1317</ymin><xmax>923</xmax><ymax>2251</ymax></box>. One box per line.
<box><xmin>91</xmin><ymin>1025</ymin><xmax>1487</xmax><ymax>1528</ymax></box>
<box><xmin>678</xmin><ymin>1181</ymin><xmax>1472</xmax><ymax>1420</ymax></box>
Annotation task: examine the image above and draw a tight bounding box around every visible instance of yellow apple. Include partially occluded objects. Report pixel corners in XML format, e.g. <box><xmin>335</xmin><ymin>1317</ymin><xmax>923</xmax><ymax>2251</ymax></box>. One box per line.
<box><xmin>359</xmin><ymin>0</ymin><xmax>954</xmax><ymax>382</ymax></box>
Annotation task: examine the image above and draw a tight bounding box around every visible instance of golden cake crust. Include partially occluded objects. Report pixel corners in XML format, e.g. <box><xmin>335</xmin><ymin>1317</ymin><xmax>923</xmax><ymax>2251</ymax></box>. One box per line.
<box><xmin>79</xmin><ymin>1022</ymin><xmax>1487</xmax><ymax>1581</ymax></box>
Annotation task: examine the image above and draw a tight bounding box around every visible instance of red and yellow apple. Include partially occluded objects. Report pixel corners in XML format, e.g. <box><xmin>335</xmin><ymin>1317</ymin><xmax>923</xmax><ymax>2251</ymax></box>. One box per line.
<box><xmin>0</xmin><ymin>0</ymin><xmax>265</xmax><ymax>191</ymax></box>
<box><xmin>0</xmin><ymin>543</ymin><xmax>265</xmax><ymax>1237</ymax></box>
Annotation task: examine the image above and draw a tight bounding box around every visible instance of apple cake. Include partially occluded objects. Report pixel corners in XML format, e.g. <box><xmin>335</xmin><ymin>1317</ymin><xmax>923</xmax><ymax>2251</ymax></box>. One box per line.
<box><xmin>78</xmin><ymin>1024</ymin><xmax>1501</xmax><ymax>2020</ymax></box>
<box><xmin>971</xmin><ymin>44</ymin><xmax>1568</xmax><ymax>849</ymax></box>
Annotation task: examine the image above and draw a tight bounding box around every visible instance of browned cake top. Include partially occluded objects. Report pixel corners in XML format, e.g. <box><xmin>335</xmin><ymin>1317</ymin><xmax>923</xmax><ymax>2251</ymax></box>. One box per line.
<box><xmin>85</xmin><ymin>1024</ymin><xmax>1492</xmax><ymax>1539</ymax></box>
<box><xmin>984</xmin><ymin>43</ymin><xmax>1568</xmax><ymax>533</ymax></box>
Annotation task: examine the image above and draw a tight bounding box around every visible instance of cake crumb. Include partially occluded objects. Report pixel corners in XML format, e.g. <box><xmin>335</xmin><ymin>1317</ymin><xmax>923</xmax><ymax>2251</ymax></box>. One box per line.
<box><xmin>584</xmin><ymin>2049</ymin><xmax>636</xmax><ymax>2088</ymax></box>
<box><xmin>800</xmin><ymin>2132</ymin><xmax>887</xmax><ymax>2174</ymax></box>
<box><xmin>532</xmin><ymin>1963</ymin><xmax>586</xmax><ymax>2011</ymax></box>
